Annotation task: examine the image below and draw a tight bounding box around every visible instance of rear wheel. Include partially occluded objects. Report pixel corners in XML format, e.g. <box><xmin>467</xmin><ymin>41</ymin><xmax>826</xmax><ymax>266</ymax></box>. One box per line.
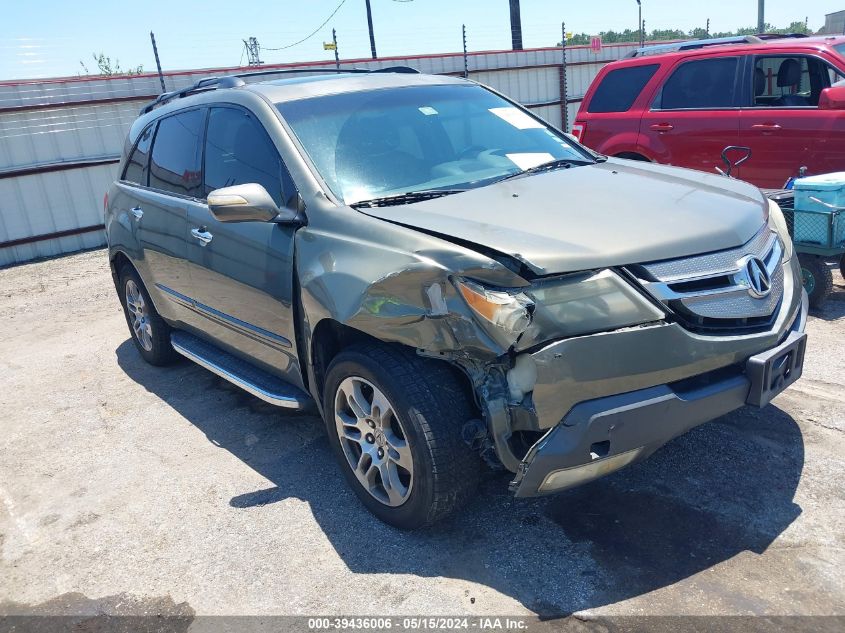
<box><xmin>839</xmin><ymin>254</ymin><xmax>845</xmax><ymax>282</ymax></box>
<box><xmin>798</xmin><ymin>254</ymin><xmax>833</xmax><ymax>309</ymax></box>
<box><xmin>118</xmin><ymin>266</ymin><xmax>178</xmax><ymax>366</ymax></box>
<box><xmin>323</xmin><ymin>343</ymin><xmax>481</xmax><ymax>529</ymax></box>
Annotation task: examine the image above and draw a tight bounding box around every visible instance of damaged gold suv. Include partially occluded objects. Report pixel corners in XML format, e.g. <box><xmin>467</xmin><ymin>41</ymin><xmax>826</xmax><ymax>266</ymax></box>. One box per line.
<box><xmin>106</xmin><ymin>68</ymin><xmax>808</xmax><ymax>528</ymax></box>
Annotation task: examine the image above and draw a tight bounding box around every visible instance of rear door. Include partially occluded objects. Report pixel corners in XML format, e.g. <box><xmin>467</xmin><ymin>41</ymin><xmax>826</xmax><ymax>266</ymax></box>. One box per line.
<box><xmin>114</xmin><ymin>110</ymin><xmax>204</xmax><ymax>323</ymax></box>
<box><xmin>576</xmin><ymin>63</ymin><xmax>660</xmax><ymax>153</ymax></box>
<box><xmin>185</xmin><ymin>105</ymin><xmax>302</xmax><ymax>383</ymax></box>
<box><xmin>739</xmin><ymin>53</ymin><xmax>845</xmax><ymax>188</ymax></box>
<box><xmin>135</xmin><ymin>107</ymin><xmax>206</xmax><ymax>321</ymax></box>
<box><xmin>639</xmin><ymin>56</ymin><xmax>741</xmax><ymax>173</ymax></box>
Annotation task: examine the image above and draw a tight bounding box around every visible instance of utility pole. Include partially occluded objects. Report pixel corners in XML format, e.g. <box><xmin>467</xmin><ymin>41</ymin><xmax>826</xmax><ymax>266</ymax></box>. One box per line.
<box><xmin>243</xmin><ymin>37</ymin><xmax>263</xmax><ymax>66</ymax></box>
<box><xmin>332</xmin><ymin>28</ymin><xmax>340</xmax><ymax>72</ymax></box>
<box><xmin>462</xmin><ymin>24</ymin><xmax>468</xmax><ymax>79</ymax></box>
<box><xmin>364</xmin><ymin>0</ymin><xmax>377</xmax><ymax>59</ymax></box>
<box><xmin>149</xmin><ymin>31</ymin><xmax>165</xmax><ymax>93</ymax></box>
<box><xmin>509</xmin><ymin>0</ymin><xmax>523</xmax><ymax>50</ymax></box>
<box><xmin>636</xmin><ymin>1</ymin><xmax>643</xmax><ymax>47</ymax></box>
<box><xmin>757</xmin><ymin>0</ymin><xmax>765</xmax><ymax>33</ymax></box>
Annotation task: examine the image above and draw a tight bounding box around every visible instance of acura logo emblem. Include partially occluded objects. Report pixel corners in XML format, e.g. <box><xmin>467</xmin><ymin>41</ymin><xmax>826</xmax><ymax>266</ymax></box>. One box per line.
<box><xmin>740</xmin><ymin>256</ymin><xmax>772</xmax><ymax>298</ymax></box>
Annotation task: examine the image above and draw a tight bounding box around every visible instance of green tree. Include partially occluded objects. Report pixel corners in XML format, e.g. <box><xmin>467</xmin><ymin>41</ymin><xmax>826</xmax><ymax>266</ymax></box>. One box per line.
<box><xmin>557</xmin><ymin>20</ymin><xmax>819</xmax><ymax>48</ymax></box>
<box><xmin>79</xmin><ymin>53</ymin><xmax>143</xmax><ymax>77</ymax></box>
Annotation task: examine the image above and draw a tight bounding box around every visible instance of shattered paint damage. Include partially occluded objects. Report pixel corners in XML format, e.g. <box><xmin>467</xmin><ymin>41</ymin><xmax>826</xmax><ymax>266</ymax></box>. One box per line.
<box><xmin>294</xmin><ymin>205</ymin><xmax>546</xmax><ymax>477</ymax></box>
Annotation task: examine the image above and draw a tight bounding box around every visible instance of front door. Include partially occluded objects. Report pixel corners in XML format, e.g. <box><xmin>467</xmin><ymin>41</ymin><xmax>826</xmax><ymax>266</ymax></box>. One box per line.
<box><xmin>639</xmin><ymin>56</ymin><xmax>741</xmax><ymax>175</ymax></box>
<box><xmin>739</xmin><ymin>54</ymin><xmax>845</xmax><ymax>188</ymax></box>
<box><xmin>185</xmin><ymin>105</ymin><xmax>302</xmax><ymax>385</ymax></box>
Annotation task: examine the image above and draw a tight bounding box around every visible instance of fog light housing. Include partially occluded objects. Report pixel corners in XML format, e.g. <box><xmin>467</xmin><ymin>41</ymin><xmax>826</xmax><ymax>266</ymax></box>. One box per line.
<box><xmin>538</xmin><ymin>447</ymin><xmax>645</xmax><ymax>493</ymax></box>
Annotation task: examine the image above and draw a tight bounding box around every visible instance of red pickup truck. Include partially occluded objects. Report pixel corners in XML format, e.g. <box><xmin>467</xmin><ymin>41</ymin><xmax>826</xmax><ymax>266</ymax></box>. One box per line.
<box><xmin>572</xmin><ymin>34</ymin><xmax>845</xmax><ymax>188</ymax></box>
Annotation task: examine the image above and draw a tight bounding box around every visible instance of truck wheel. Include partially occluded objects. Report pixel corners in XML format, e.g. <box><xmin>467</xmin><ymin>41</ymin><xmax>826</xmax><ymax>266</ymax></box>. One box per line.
<box><xmin>323</xmin><ymin>343</ymin><xmax>481</xmax><ymax>529</ymax></box>
<box><xmin>798</xmin><ymin>254</ymin><xmax>833</xmax><ymax>309</ymax></box>
<box><xmin>839</xmin><ymin>254</ymin><xmax>845</xmax><ymax>282</ymax></box>
<box><xmin>118</xmin><ymin>265</ymin><xmax>178</xmax><ymax>366</ymax></box>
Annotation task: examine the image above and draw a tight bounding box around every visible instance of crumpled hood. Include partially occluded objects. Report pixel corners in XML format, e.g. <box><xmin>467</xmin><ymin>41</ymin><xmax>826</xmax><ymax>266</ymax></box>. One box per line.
<box><xmin>359</xmin><ymin>159</ymin><xmax>768</xmax><ymax>276</ymax></box>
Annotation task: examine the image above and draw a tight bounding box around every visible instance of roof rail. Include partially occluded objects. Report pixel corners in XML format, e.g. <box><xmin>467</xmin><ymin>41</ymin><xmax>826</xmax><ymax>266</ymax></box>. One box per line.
<box><xmin>139</xmin><ymin>65</ymin><xmax>420</xmax><ymax>115</ymax></box>
<box><xmin>754</xmin><ymin>32</ymin><xmax>810</xmax><ymax>40</ymax></box>
<box><xmin>625</xmin><ymin>32</ymin><xmax>810</xmax><ymax>58</ymax></box>
<box><xmin>626</xmin><ymin>35</ymin><xmax>761</xmax><ymax>58</ymax></box>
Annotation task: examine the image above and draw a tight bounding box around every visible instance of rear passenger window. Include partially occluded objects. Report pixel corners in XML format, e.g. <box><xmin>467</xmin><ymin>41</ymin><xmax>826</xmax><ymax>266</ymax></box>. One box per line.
<box><xmin>123</xmin><ymin>123</ymin><xmax>155</xmax><ymax>185</ymax></box>
<box><xmin>149</xmin><ymin>109</ymin><xmax>204</xmax><ymax>197</ymax></box>
<box><xmin>203</xmin><ymin>107</ymin><xmax>295</xmax><ymax>207</ymax></box>
<box><xmin>587</xmin><ymin>64</ymin><xmax>659</xmax><ymax>113</ymax></box>
<box><xmin>656</xmin><ymin>57</ymin><xmax>738</xmax><ymax>110</ymax></box>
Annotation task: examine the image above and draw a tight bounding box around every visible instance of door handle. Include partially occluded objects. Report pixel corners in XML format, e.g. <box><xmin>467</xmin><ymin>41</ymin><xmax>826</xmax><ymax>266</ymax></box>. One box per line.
<box><xmin>650</xmin><ymin>123</ymin><xmax>674</xmax><ymax>132</ymax></box>
<box><xmin>130</xmin><ymin>207</ymin><xmax>143</xmax><ymax>220</ymax></box>
<box><xmin>751</xmin><ymin>123</ymin><xmax>782</xmax><ymax>130</ymax></box>
<box><xmin>191</xmin><ymin>227</ymin><xmax>213</xmax><ymax>245</ymax></box>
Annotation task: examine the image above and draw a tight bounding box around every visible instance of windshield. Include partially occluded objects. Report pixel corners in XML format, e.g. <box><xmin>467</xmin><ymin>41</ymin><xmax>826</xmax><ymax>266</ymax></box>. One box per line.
<box><xmin>837</xmin><ymin>43</ymin><xmax>845</xmax><ymax>60</ymax></box>
<box><xmin>276</xmin><ymin>83</ymin><xmax>592</xmax><ymax>205</ymax></box>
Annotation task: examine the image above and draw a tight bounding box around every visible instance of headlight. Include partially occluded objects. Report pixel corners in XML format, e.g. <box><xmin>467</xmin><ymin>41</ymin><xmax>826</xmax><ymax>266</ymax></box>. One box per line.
<box><xmin>767</xmin><ymin>198</ymin><xmax>794</xmax><ymax>262</ymax></box>
<box><xmin>456</xmin><ymin>270</ymin><xmax>664</xmax><ymax>345</ymax></box>
<box><xmin>456</xmin><ymin>279</ymin><xmax>533</xmax><ymax>338</ymax></box>
<box><xmin>523</xmin><ymin>269</ymin><xmax>665</xmax><ymax>339</ymax></box>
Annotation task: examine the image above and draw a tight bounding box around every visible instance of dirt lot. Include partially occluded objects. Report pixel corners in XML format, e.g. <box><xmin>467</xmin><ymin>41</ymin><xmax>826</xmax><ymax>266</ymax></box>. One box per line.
<box><xmin>1</xmin><ymin>249</ymin><xmax>844</xmax><ymax>626</ymax></box>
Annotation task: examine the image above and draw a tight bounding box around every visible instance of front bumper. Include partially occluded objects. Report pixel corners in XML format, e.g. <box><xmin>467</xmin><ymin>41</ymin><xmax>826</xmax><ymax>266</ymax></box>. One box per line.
<box><xmin>509</xmin><ymin>283</ymin><xmax>808</xmax><ymax>498</ymax></box>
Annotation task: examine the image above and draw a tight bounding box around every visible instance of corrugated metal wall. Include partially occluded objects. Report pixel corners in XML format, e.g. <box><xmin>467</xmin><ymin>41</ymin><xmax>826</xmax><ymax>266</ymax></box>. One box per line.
<box><xmin>0</xmin><ymin>42</ymin><xmax>642</xmax><ymax>267</ymax></box>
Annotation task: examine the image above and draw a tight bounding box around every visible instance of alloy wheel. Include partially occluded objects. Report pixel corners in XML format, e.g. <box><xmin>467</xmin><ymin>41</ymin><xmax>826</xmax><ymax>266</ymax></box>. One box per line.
<box><xmin>125</xmin><ymin>279</ymin><xmax>153</xmax><ymax>351</ymax></box>
<box><xmin>333</xmin><ymin>376</ymin><xmax>414</xmax><ymax>507</ymax></box>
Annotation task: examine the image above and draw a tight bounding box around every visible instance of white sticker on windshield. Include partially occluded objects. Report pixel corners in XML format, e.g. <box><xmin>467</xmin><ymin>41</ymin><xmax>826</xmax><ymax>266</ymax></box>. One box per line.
<box><xmin>419</xmin><ymin>106</ymin><xmax>438</xmax><ymax>115</ymax></box>
<box><xmin>505</xmin><ymin>152</ymin><xmax>555</xmax><ymax>170</ymax></box>
<box><xmin>489</xmin><ymin>107</ymin><xmax>544</xmax><ymax>129</ymax></box>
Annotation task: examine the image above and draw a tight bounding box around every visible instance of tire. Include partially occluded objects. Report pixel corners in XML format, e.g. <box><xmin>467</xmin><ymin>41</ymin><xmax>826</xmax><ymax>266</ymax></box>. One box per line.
<box><xmin>839</xmin><ymin>254</ymin><xmax>845</xmax><ymax>282</ymax></box>
<box><xmin>798</xmin><ymin>254</ymin><xmax>833</xmax><ymax>309</ymax></box>
<box><xmin>118</xmin><ymin>265</ymin><xmax>178</xmax><ymax>366</ymax></box>
<box><xmin>322</xmin><ymin>343</ymin><xmax>481</xmax><ymax>529</ymax></box>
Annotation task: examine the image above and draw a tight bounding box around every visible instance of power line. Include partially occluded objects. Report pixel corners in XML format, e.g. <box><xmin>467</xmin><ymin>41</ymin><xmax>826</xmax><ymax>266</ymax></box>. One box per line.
<box><xmin>263</xmin><ymin>0</ymin><xmax>348</xmax><ymax>51</ymax></box>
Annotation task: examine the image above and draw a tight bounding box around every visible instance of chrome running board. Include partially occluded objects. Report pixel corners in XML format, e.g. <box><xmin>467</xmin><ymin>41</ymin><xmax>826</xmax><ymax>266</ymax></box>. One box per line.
<box><xmin>170</xmin><ymin>331</ymin><xmax>312</xmax><ymax>410</ymax></box>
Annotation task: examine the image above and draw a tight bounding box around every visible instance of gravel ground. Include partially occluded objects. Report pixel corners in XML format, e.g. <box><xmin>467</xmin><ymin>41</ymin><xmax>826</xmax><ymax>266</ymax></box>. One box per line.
<box><xmin>0</xmin><ymin>249</ymin><xmax>843</xmax><ymax>626</ymax></box>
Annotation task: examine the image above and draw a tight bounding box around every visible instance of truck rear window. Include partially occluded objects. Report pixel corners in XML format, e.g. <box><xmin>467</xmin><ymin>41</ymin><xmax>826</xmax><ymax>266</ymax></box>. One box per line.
<box><xmin>587</xmin><ymin>64</ymin><xmax>659</xmax><ymax>113</ymax></box>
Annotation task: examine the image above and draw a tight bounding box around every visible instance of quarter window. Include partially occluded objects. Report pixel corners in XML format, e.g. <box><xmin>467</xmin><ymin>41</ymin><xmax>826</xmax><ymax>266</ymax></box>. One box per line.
<box><xmin>149</xmin><ymin>109</ymin><xmax>204</xmax><ymax>197</ymax></box>
<box><xmin>123</xmin><ymin>123</ymin><xmax>155</xmax><ymax>185</ymax></box>
<box><xmin>656</xmin><ymin>57</ymin><xmax>739</xmax><ymax>110</ymax></box>
<box><xmin>587</xmin><ymin>64</ymin><xmax>659</xmax><ymax>113</ymax></box>
<box><xmin>203</xmin><ymin>107</ymin><xmax>294</xmax><ymax>207</ymax></box>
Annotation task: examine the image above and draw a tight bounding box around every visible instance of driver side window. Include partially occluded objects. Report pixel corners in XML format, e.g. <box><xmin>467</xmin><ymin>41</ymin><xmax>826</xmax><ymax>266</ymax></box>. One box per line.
<box><xmin>203</xmin><ymin>106</ymin><xmax>296</xmax><ymax>207</ymax></box>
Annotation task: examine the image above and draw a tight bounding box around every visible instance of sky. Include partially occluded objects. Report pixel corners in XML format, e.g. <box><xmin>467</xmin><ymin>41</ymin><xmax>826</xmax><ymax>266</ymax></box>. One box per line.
<box><xmin>2</xmin><ymin>0</ymin><xmax>844</xmax><ymax>81</ymax></box>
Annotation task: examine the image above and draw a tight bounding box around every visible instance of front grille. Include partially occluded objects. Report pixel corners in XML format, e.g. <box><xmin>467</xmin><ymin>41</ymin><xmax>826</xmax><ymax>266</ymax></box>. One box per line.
<box><xmin>630</xmin><ymin>226</ymin><xmax>785</xmax><ymax>334</ymax></box>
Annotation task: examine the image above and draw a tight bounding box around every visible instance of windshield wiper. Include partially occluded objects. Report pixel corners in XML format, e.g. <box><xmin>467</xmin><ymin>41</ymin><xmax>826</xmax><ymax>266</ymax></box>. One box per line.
<box><xmin>351</xmin><ymin>189</ymin><xmax>467</xmax><ymax>208</ymax></box>
<box><xmin>494</xmin><ymin>158</ymin><xmax>593</xmax><ymax>183</ymax></box>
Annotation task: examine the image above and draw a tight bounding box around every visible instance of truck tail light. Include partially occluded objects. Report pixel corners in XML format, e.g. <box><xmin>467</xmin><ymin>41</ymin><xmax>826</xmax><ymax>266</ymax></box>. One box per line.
<box><xmin>571</xmin><ymin>122</ymin><xmax>586</xmax><ymax>142</ymax></box>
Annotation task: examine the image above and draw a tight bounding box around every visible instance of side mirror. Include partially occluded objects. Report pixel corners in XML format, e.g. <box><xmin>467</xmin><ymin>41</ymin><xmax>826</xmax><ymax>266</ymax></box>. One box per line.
<box><xmin>207</xmin><ymin>183</ymin><xmax>298</xmax><ymax>223</ymax></box>
<box><xmin>819</xmin><ymin>84</ymin><xmax>845</xmax><ymax>111</ymax></box>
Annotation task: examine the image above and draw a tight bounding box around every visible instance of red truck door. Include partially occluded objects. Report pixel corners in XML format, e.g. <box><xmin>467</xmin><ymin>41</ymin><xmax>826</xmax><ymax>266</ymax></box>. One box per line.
<box><xmin>739</xmin><ymin>54</ymin><xmax>845</xmax><ymax>188</ymax></box>
<box><xmin>638</xmin><ymin>56</ymin><xmax>741</xmax><ymax>174</ymax></box>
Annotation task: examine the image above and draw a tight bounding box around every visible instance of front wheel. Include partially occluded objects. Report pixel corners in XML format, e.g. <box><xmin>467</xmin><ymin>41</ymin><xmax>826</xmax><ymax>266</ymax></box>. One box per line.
<box><xmin>798</xmin><ymin>254</ymin><xmax>833</xmax><ymax>309</ymax></box>
<box><xmin>323</xmin><ymin>343</ymin><xmax>481</xmax><ymax>529</ymax></box>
